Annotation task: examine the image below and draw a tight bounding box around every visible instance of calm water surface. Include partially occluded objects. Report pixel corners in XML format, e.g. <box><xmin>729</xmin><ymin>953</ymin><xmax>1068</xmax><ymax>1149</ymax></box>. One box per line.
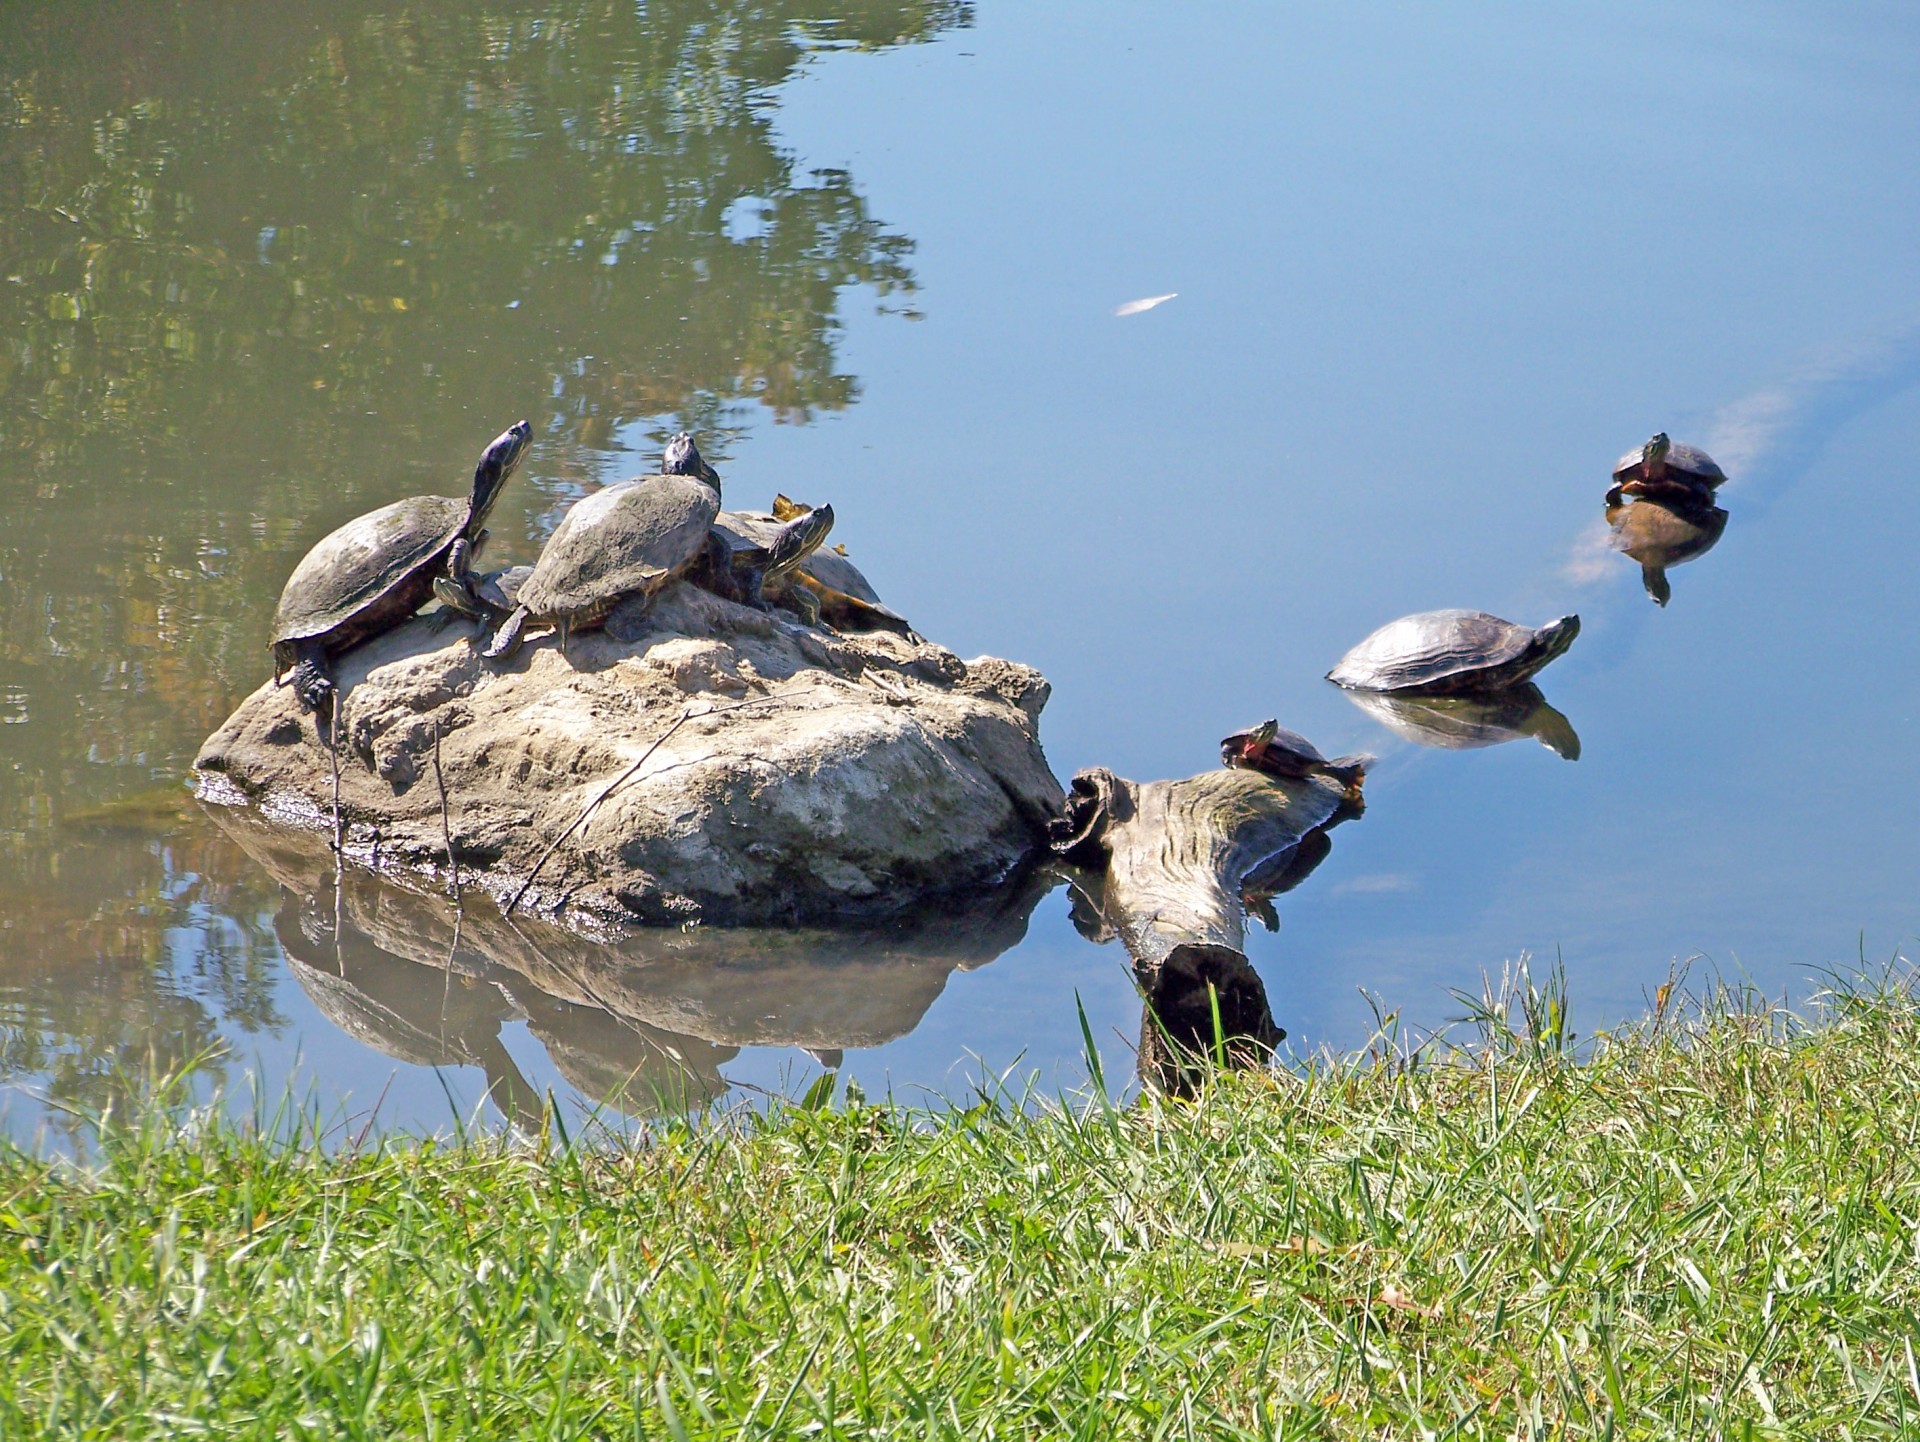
<box><xmin>4</xmin><ymin>0</ymin><xmax>1917</xmax><ymax>1141</ymax></box>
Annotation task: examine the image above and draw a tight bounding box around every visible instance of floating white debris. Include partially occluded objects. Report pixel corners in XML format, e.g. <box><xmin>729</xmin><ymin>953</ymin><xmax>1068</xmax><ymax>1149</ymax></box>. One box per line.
<box><xmin>1114</xmin><ymin>292</ymin><xmax>1177</xmax><ymax>317</ymax></box>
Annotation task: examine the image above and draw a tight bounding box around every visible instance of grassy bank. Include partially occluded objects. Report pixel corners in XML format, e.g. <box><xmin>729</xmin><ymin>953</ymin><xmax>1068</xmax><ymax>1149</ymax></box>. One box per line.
<box><xmin>3</xmin><ymin>973</ymin><xmax>1918</xmax><ymax>1438</ymax></box>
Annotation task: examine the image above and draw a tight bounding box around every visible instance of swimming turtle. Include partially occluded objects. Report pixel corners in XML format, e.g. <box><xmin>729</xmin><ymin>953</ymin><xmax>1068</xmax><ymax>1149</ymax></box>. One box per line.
<box><xmin>698</xmin><ymin>505</ymin><xmax>839</xmax><ymax>619</ymax></box>
<box><xmin>1328</xmin><ymin>610</ymin><xmax>1579</xmax><ymax>694</ymax></box>
<box><xmin>1608</xmin><ymin>433</ymin><xmax>1725</xmax><ymax>506</ymax></box>
<box><xmin>763</xmin><ymin>494</ymin><xmax>918</xmax><ymax>636</ymax></box>
<box><xmin>1337</xmin><ymin>684</ymin><xmax>1580</xmax><ymax>760</ymax></box>
<box><xmin>483</xmin><ymin>433</ymin><xmax>722</xmax><ymax>660</ymax></box>
<box><xmin>270</xmin><ymin>419</ymin><xmax>532</xmax><ymax>713</ymax></box>
<box><xmin>1220</xmin><ymin>719</ymin><xmax>1368</xmax><ymax>793</ymax></box>
<box><xmin>1605</xmin><ymin>494</ymin><xmax>1728</xmax><ymax>607</ymax></box>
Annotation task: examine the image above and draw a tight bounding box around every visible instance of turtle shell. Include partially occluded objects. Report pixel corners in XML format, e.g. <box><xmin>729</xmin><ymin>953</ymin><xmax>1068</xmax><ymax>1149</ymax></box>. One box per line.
<box><xmin>271</xmin><ymin>494</ymin><xmax>469</xmax><ymax>646</ymax></box>
<box><xmin>707</xmin><ymin>511</ymin><xmax>782</xmax><ymax>563</ymax></box>
<box><xmin>802</xmin><ymin>548</ymin><xmax>887</xmax><ymax>608</ymax></box>
<box><xmin>1327</xmin><ymin>610</ymin><xmax>1575</xmax><ymax>694</ymax></box>
<box><xmin>1611</xmin><ymin>439</ymin><xmax>1725</xmax><ymax>486</ymax></box>
<box><xmin>473</xmin><ymin>564</ymin><xmax>534</xmax><ymax>612</ymax></box>
<box><xmin>517</xmin><ymin>474</ymin><xmax>720</xmax><ymax>621</ymax></box>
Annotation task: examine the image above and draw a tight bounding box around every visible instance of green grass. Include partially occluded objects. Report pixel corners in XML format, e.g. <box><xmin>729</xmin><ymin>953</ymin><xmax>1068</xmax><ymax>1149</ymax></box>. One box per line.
<box><xmin>3</xmin><ymin>967</ymin><xmax>1919</xmax><ymax>1439</ymax></box>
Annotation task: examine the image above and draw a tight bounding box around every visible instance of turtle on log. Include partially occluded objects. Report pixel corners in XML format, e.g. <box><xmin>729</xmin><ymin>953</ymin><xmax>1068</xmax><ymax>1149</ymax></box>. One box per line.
<box><xmin>1328</xmin><ymin>610</ymin><xmax>1579</xmax><ymax>695</ymax></box>
<box><xmin>1220</xmin><ymin>719</ymin><xmax>1367</xmax><ymax>797</ymax></box>
<box><xmin>483</xmin><ymin>433</ymin><xmax>722</xmax><ymax>661</ymax></box>
<box><xmin>270</xmin><ymin>420</ymin><xmax>532</xmax><ymax>714</ymax></box>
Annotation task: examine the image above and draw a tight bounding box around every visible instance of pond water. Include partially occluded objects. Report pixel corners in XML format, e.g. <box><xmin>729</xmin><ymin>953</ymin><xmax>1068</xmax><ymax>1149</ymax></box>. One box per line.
<box><xmin>4</xmin><ymin>0</ymin><xmax>1918</xmax><ymax>1142</ymax></box>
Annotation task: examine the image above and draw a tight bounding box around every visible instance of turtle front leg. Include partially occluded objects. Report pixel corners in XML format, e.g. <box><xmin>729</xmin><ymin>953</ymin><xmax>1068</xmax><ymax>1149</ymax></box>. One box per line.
<box><xmin>289</xmin><ymin>637</ymin><xmax>337</xmax><ymax>714</ymax></box>
<box><xmin>483</xmin><ymin>604</ymin><xmax>531</xmax><ymax>661</ymax></box>
<box><xmin>782</xmin><ymin>583</ymin><xmax>822</xmax><ymax>628</ymax></box>
<box><xmin>432</xmin><ymin>538</ymin><xmax>489</xmax><ymax>622</ymax></box>
<box><xmin>734</xmin><ymin>563</ymin><xmax>769</xmax><ymax>612</ymax></box>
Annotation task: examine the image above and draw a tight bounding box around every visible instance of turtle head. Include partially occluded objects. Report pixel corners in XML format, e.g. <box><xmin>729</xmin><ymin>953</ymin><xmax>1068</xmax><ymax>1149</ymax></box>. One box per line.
<box><xmin>1641</xmin><ymin>432</ymin><xmax>1671</xmax><ymax>479</ymax></box>
<box><xmin>764</xmin><ymin>503</ymin><xmax>835</xmax><ymax>584</ymax></box>
<box><xmin>468</xmin><ymin>419</ymin><xmax>532</xmax><ymax>531</ymax></box>
<box><xmin>1530</xmin><ymin>614</ymin><xmax>1581</xmax><ymax>669</ymax></box>
<box><xmin>1222</xmin><ymin>718</ymin><xmax>1279</xmax><ymax>768</ymax></box>
<box><xmin>662</xmin><ymin>432</ymin><xmax>722</xmax><ymax>490</ymax></box>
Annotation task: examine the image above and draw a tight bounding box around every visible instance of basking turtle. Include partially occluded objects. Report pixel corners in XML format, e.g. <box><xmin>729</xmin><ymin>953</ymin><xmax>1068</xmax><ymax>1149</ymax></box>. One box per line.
<box><xmin>484</xmin><ymin>432</ymin><xmax>721</xmax><ymax>661</ymax></box>
<box><xmin>1220</xmin><ymin>719</ymin><xmax>1367</xmax><ymax>793</ymax></box>
<box><xmin>1605</xmin><ymin>494</ymin><xmax>1728</xmax><ymax>607</ymax></box>
<box><xmin>1328</xmin><ymin>610</ymin><xmax>1579</xmax><ymax>694</ymax></box>
<box><xmin>1608</xmin><ymin>433</ymin><xmax>1725</xmax><ymax>506</ymax></box>
<box><xmin>1337</xmin><ymin>684</ymin><xmax>1580</xmax><ymax>760</ymax></box>
<box><xmin>271</xmin><ymin>419</ymin><xmax>531</xmax><ymax>713</ymax></box>
<box><xmin>699</xmin><ymin>505</ymin><xmax>839</xmax><ymax>619</ymax></box>
<box><xmin>763</xmin><ymin>494</ymin><xmax>918</xmax><ymax>636</ymax></box>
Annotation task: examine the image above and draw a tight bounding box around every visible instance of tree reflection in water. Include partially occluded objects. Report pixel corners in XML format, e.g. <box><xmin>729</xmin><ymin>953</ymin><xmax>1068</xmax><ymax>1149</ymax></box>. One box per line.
<box><xmin>0</xmin><ymin>0</ymin><xmax>968</xmax><ymax>1121</ymax></box>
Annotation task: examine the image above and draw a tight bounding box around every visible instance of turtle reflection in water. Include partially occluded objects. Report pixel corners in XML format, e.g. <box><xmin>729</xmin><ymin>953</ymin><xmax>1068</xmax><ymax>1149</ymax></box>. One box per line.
<box><xmin>1606</xmin><ymin>494</ymin><xmax>1729</xmax><ymax>607</ymax></box>
<box><xmin>1328</xmin><ymin>609</ymin><xmax>1579</xmax><ymax>695</ymax></box>
<box><xmin>270</xmin><ymin>419</ymin><xmax>532</xmax><ymax>713</ymax></box>
<box><xmin>1337</xmin><ymin>684</ymin><xmax>1580</xmax><ymax>760</ymax></box>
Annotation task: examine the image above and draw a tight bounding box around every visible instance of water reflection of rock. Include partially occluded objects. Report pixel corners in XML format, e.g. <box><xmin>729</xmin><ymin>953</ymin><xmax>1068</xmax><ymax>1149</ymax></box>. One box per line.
<box><xmin>212</xmin><ymin>804</ymin><xmax>1048</xmax><ymax>1122</ymax></box>
<box><xmin>1338</xmin><ymin>684</ymin><xmax>1581</xmax><ymax>760</ymax></box>
<box><xmin>1605</xmin><ymin>495</ymin><xmax>1729</xmax><ymax>607</ymax></box>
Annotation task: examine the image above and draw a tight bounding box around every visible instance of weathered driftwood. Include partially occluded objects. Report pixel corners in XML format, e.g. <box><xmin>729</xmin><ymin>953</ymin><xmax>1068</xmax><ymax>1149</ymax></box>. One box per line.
<box><xmin>1052</xmin><ymin>765</ymin><xmax>1357</xmax><ymax>1090</ymax></box>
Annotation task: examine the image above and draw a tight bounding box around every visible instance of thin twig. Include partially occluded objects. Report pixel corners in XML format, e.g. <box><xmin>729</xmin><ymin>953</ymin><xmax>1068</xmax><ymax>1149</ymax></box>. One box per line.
<box><xmin>502</xmin><ymin>687</ymin><xmax>818</xmax><ymax>918</ymax></box>
<box><xmin>505</xmin><ymin>705</ymin><xmax>697</xmax><ymax>917</ymax></box>
<box><xmin>328</xmin><ymin>690</ymin><xmax>344</xmax><ymax>854</ymax></box>
<box><xmin>432</xmin><ymin>718</ymin><xmax>460</xmax><ymax>901</ymax></box>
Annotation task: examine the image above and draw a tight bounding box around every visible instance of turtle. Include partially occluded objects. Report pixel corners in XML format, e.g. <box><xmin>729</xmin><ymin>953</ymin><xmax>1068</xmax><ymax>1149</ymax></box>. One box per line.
<box><xmin>1220</xmin><ymin>719</ymin><xmax>1368</xmax><ymax>794</ymax></box>
<box><xmin>483</xmin><ymin>432</ymin><xmax>722</xmax><ymax>661</ymax></box>
<box><xmin>1338</xmin><ymin>685</ymin><xmax>1580</xmax><ymax>760</ymax></box>
<box><xmin>432</xmin><ymin>562</ymin><xmax>533</xmax><ymax>625</ymax></box>
<box><xmin>763</xmin><ymin>494</ymin><xmax>918</xmax><ymax>636</ymax></box>
<box><xmin>1328</xmin><ymin>609</ymin><xmax>1579</xmax><ymax>695</ymax></box>
<box><xmin>698</xmin><ymin>505</ymin><xmax>839</xmax><ymax>620</ymax></box>
<box><xmin>270</xmin><ymin>419</ymin><xmax>532</xmax><ymax>714</ymax></box>
<box><xmin>1608</xmin><ymin>433</ymin><xmax>1726</xmax><ymax>506</ymax></box>
<box><xmin>1605</xmin><ymin>494</ymin><xmax>1728</xmax><ymax>607</ymax></box>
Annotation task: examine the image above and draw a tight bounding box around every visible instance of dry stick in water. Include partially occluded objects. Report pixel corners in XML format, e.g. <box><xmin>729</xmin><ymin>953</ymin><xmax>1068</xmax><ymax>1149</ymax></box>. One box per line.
<box><xmin>432</xmin><ymin>718</ymin><xmax>460</xmax><ymax>900</ymax></box>
<box><xmin>328</xmin><ymin>691</ymin><xmax>345</xmax><ymax>854</ymax></box>
<box><xmin>504</xmin><ymin>704</ymin><xmax>697</xmax><ymax>917</ymax></box>
<box><xmin>503</xmin><ymin>687</ymin><xmax>820</xmax><ymax>918</ymax></box>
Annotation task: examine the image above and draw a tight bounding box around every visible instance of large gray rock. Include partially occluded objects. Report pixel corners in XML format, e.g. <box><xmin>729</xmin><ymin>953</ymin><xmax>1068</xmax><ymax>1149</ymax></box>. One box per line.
<box><xmin>195</xmin><ymin>582</ymin><xmax>1063</xmax><ymax>930</ymax></box>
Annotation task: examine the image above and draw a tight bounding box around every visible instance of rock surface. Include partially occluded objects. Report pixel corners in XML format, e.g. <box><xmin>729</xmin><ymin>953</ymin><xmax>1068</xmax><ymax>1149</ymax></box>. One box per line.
<box><xmin>195</xmin><ymin>582</ymin><xmax>1063</xmax><ymax>930</ymax></box>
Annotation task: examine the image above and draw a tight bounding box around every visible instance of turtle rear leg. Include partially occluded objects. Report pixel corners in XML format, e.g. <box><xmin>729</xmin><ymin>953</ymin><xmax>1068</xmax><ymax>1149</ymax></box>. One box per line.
<box><xmin>289</xmin><ymin>638</ymin><xmax>336</xmax><ymax>714</ymax></box>
<box><xmin>484</xmin><ymin>604</ymin><xmax>531</xmax><ymax>661</ymax></box>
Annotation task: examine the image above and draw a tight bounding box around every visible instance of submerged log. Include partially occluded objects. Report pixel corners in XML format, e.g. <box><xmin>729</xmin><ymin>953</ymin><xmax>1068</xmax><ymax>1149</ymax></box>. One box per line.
<box><xmin>1053</xmin><ymin>765</ymin><xmax>1357</xmax><ymax>1091</ymax></box>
